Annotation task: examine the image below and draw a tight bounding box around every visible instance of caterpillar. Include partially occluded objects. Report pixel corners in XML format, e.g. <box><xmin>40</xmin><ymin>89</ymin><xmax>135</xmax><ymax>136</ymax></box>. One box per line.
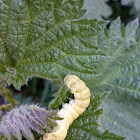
<box><xmin>43</xmin><ymin>75</ymin><xmax>90</xmax><ymax>140</ymax></box>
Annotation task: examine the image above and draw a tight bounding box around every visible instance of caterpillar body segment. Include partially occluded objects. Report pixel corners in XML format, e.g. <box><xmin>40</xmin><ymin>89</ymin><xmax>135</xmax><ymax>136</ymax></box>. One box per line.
<box><xmin>44</xmin><ymin>75</ymin><xmax>90</xmax><ymax>140</ymax></box>
<box><xmin>63</xmin><ymin>102</ymin><xmax>79</xmax><ymax>122</ymax></box>
<box><xmin>69</xmin><ymin>100</ymin><xmax>86</xmax><ymax>115</ymax></box>
<box><xmin>74</xmin><ymin>87</ymin><xmax>90</xmax><ymax>100</ymax></box>
<box><xmin>75</xmin><ymin>98</ymin><xmax>90</xmax><ymax>109</ymax></box>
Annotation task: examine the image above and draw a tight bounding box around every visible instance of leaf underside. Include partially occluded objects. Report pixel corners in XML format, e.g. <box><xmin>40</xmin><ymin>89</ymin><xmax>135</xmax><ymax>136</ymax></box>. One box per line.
<box><xmin>99</xmin><ymin>92</ymin><xmax>140</xmax><ymax>140</ymax></box>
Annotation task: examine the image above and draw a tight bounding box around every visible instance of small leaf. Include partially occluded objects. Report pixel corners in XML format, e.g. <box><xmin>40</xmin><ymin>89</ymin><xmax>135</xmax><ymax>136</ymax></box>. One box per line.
<box><xmin>49</xmin><ymin>85</ymin><xmax>74</xmax><ymax>110</ymax></box>
<box><xmin>82</xmin><ymin>0</ymin><xmax>112</xmax><ymax>20</ymax></box>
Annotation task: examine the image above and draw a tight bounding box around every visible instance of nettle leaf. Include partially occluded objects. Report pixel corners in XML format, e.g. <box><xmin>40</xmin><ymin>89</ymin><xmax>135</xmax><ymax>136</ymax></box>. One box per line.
<box><xmin>0</xmin><ymin>0</ymin><xmax>106</xmax><ymax>90</ymax></box>
<box><xmin>85</xmin><ymin>18</ymin><xmax>140</xmax><ymax>139</ymax></box>
<box><xmin>66</xmin><ymin>93</ymin><xmax>124</xmax><ymax>140</ymax></box>
<box><xmin>86</xmin><ymin>18</ymin><xmax>140</xmax><ymax>98</ymax></box>
<box><xmin>82</xmin><ymin>0</ymin><xmax>112</xmax><ymax>20</ymax></box>
<box><xmin>49</xmin><ymin>85</ymin><xmax>74</xmax><ymax>110</ymax></box>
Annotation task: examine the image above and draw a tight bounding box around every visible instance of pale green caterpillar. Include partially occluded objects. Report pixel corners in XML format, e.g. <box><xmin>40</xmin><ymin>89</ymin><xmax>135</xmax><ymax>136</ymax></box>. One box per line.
<box><xmin>43</xmin><ymin>75</ymin><xmax>90</xmax><ymax>140</ymax></box>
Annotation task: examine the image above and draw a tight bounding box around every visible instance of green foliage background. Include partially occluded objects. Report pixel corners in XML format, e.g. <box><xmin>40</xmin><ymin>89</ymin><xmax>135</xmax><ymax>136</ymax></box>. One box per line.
<box><xmin>0</xmin><ymin>0</ymin><xmax>140</xmax><ymax>140</ymax></box>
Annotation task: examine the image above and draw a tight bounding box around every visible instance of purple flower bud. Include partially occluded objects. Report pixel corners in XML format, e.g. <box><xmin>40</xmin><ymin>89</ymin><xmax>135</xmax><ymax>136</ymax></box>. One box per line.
<box><xmin>0</xmin><ymin>105</ymin><xmax>58</xmax><ymax>140</ymax></box>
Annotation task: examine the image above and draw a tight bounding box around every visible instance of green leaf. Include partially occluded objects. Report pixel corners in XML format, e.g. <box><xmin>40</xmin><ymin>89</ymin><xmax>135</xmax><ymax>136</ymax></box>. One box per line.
<box><xmin>0</xmin><ymin>0</ymin><xmax>106</xmax><ymax>90</ymax></box>
<box><xmin>98</xmin><ymin>92</ymin><xmax>140</xmax><ymax>140</ymax></box>
<box><xmin>82</xmin><ymin>0</ymin><xmax>112</xmax><ymax>20</ymax></box>
<box><xmin>86</xmin><ymin>18</ymin><xmax>140</xmax><ymax>98</ymax></box>
<box><xmin>85</xmin><ymin>18</ymin><xmax>140</xmax><ymax>139</ymax></box>
<box><xmin>49</xmin><ymin>85</ymin><xmax>74</xmax><ymax>110</ymax></box>
<box><xmin>66</xmin><ymin>93</ymin><xmax>124</xmax><ymax>140</ymax></box>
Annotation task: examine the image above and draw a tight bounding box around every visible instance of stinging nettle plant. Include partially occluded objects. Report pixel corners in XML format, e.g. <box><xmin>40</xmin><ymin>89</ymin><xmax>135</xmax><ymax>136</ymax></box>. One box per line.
<box><xmin>0</xmin><ymin>0</ymin><xmax>140</xmax><ymax>140</ymax></box>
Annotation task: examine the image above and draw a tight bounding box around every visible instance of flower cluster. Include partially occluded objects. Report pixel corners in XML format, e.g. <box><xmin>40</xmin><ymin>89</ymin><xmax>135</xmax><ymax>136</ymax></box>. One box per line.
<box><xmin>0</xmin><ymin>105</ymin><xmax>59</xmax><ymax>140</ymax></box>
